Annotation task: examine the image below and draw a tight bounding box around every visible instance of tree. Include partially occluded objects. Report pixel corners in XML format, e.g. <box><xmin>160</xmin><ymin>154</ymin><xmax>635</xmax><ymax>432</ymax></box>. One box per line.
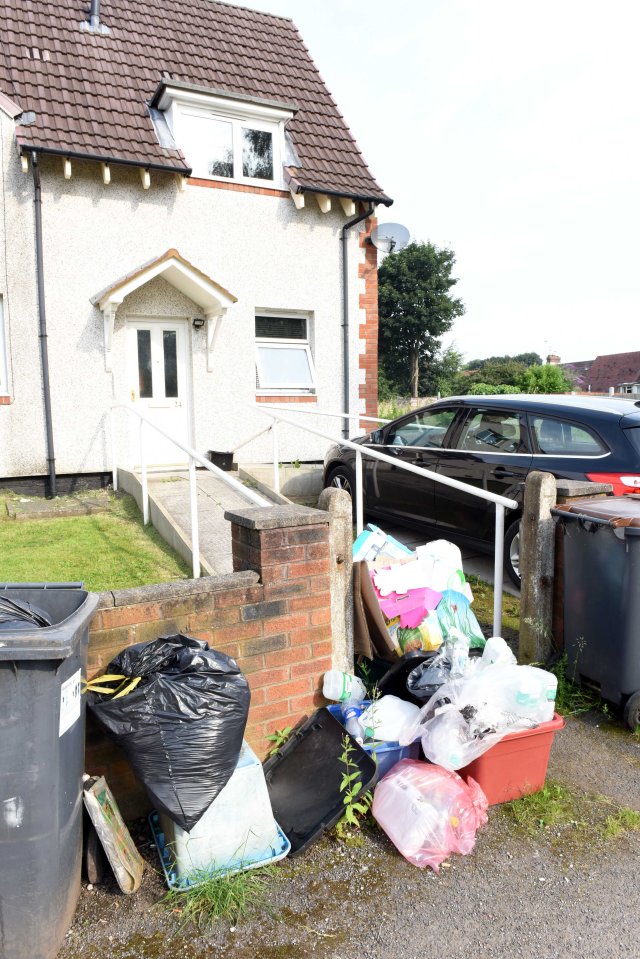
<box><xmin>420</xmin><ymin>345</ymin><xmax>463</xmax><ymax>397</ymax></box>
<box><xmin>517</xmin><ymin>364</ymin><xmax>572</xmax><ymax>393</ymax></box>
<box><xmin>464</xmin><ymin>352</ymin><xmax>542</xmax><ymax>370</ymax></box>
<box><xmin>378</xmin><ymin>242</ymin><xmax>465</xmax><ymax>398</ymax></box>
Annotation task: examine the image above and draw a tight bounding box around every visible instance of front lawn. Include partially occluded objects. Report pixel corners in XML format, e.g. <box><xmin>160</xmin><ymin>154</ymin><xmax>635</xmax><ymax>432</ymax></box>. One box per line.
<box><xmin>0</xmin><ymin>491</ymin><xmax>190</xmax><ymax>591</ymax></box>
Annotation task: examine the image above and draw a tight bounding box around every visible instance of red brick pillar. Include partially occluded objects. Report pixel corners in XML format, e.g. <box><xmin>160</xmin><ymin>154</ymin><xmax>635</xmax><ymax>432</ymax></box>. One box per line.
<box><xmin>226</xmin><ymin>505</ymin><xmax>333</xmax><ymax>754</ymax></box>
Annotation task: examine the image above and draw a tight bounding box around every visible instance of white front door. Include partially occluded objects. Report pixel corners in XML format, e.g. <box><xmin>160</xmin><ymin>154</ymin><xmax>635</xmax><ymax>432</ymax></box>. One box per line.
<box><xmin>127</xmin><ymin>319</ymin><xmax>190</xmax><ymax>467</ymax></box>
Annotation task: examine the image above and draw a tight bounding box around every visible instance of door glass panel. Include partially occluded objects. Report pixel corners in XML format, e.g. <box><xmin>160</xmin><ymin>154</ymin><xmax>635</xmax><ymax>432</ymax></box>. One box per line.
<box><xmin>137</xmin><ymin>330</ymin><xmax>152</xmax><ymax>398</ymax></box>
<box><xmin>386</xmin><ymin>408</ymin><xmax>457</xmax><ymax>448</ymax></box>
<box><xmin>163</xmin><ymin>330</ymin><xmax>178</xmax><ymax>398</ymax></box>
<box><xmin>242</xmin><ymin>127</ymin><xmax>273</xmax><ymax>179</ymax></box>
<box><xmin>458</xmin><ymin>409</ymin><xmax>528</xmax><ymax>453</ymax></box>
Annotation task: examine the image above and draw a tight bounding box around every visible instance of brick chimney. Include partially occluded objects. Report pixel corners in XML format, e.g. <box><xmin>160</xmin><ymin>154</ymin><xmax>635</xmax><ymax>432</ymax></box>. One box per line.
<box><xmin>546</xmin><ymin>353</ymin><xmax>561</xmax><ymax>365</ymax></box>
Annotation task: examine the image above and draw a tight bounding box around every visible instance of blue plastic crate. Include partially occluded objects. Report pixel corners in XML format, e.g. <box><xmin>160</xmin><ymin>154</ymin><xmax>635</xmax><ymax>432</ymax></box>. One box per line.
<box><xmin>149</xmin><ymin>811</ymin><xmax>290</xmax><ymax>891</ymax></box>
<box><xmin>326</xmin><ymin>703</ymin><xmax>419</xmax><ymax>779</ymax></box>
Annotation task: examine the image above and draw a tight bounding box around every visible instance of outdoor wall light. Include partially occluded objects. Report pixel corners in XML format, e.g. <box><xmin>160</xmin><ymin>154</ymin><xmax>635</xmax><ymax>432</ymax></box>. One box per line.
<box><xmin>192</xmin><ymin>317</ymin><xmax>205</xmax><ymax>330</ymax></box>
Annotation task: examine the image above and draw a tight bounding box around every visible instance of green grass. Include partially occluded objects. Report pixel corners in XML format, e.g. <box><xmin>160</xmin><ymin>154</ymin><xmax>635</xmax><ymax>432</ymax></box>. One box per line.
<box><xmin>164</xmin><ymin>865</ymin><xmax>277</xmax><ymax>929</ymax></box>
<box><xmin>466</xmin><ymin>574</ymin><xmax>520</xmax><ymax>636</ymax></box>
<box><xmin>0</xmin><ymin>491</ymin><xmax>190</xmax><ymax>590</ymax></box>
<box><xmin>501</xmin><ymin>780</ymin><xmax>640</xmax><ymax>848</ymax></box>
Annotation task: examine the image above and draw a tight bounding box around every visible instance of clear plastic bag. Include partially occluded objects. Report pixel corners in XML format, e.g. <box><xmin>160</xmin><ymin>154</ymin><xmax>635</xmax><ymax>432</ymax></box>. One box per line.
<box><xmin>372</xmin><ymin>759</ymin><xmax>488</xmax><ymax>871</ymax></box>
<box><xmin>398</xmin><ymin>664</ymin><xmax>558</xmax><ymax>770</ymax></box>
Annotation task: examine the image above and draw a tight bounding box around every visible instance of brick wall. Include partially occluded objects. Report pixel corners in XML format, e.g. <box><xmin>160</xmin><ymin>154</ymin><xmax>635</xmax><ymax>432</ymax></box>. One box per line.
<box><xmin>85</xmin><ymin>504</ymin><xmax>333</xmax><ymax>820</ymax></box>
<box><xmin>359</xmin><ymin>215</ymin><xmax>379</xmax><ymax>427</ymax></box>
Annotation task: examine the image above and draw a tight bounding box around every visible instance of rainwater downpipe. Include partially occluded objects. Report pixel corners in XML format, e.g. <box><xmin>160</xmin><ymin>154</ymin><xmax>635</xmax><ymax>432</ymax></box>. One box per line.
<box><xmin>340</xmin><ymin>201</ymin><xmax>374</xmax><ymax>439</ymax></box>
<box><xmin>31</xmin><ymin>151</ymin><xmax>57</xmax><ymax>497</ymax></box>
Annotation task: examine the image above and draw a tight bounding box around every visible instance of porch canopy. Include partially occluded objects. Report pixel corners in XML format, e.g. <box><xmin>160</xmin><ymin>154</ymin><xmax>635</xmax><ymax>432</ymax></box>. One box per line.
<box><xmin>91</xmin><ymin>248</ymin><xmax>238</xmax><ymax>371</ymax></box>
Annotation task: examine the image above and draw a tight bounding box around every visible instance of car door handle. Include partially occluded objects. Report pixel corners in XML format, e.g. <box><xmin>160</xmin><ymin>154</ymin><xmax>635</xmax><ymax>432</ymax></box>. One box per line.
<box><xmin>493</xmin><ymin>466</ymin><xmax>516</xmax><ymax>478</ymax></box>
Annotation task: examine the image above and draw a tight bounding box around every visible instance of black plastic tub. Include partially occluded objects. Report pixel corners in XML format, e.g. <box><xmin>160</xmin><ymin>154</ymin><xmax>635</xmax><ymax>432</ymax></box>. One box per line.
<box><xmin>263</xmin><ymin>709</ymin><xmax>377</xmax><ymax>855</ymax></box>
<box><xmin>207</xmin><ymin>450</ymin><xmax>234</xmax><ymax>471</ymax></box>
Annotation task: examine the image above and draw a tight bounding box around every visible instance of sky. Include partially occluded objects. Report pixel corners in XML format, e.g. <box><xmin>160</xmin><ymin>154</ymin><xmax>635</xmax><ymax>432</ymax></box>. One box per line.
<box><xmin>242</xmin><ymin>0</ymin><xmax>640</xmax><ymax>365</ymax></box>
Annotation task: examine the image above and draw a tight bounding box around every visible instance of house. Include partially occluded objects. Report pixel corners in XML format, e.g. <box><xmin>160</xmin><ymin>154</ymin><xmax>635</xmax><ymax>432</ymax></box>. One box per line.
<box><xmin>0</xmin><ymin>0</ymin><xmax>391</xmax><ymax>495</ymax></box>
<box><xmin>553</xmin><ymin>351</ymin><xmax>640</xmax><ymax>395</ymax></box>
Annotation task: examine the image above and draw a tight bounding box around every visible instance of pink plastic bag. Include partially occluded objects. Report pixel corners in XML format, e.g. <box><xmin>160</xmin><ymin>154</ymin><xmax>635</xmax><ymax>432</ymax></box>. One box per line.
<box><xmin>372</xmin><ymin>759</ymin><xmax>488</xmax><ymax>872</ymax></box>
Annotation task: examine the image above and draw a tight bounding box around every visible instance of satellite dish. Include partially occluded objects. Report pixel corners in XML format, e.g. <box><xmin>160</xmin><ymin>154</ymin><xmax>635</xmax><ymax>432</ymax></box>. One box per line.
<box><xmin>370</xmin><ymin>222</ymin><xmax>410</xmax><ymax>254</ymax></box>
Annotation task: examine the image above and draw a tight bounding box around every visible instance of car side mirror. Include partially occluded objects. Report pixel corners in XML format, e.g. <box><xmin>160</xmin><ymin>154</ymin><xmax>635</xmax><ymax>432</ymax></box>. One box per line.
<box><xmin>371</xmin><ymin>429</ymin><xmax>384</xmax><ymax>444</ymax></box>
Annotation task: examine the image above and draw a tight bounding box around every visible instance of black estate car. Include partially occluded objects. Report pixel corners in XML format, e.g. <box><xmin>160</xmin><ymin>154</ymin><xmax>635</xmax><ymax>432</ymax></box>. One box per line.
<box><xmin>323</xmin><ymin>394</ymin><xmax>640</xmax><ymax>584</ymax></box>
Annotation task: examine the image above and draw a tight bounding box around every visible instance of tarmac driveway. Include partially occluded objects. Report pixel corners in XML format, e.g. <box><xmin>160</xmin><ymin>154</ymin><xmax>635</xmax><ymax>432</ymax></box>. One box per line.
<box><xmin>59</xmin><ymin>712</ymin><xmax>640</xmax><ymax>959</ymax></box>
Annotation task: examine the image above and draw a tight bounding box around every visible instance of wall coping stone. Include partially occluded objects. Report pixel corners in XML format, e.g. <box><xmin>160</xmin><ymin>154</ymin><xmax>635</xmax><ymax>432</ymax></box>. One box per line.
<box><xmin>224</xmin><ymin>504</ymin><xmax>330</xmax><ymax>530</ymax></box>
<box><xmin>97</xmin><ymin>570</ymin><xmax>260</xmax><ymax>609</ymax></box>
<box><xmin>555</xmin><ymin>480</ymin><xmax>613</xmax><ymax>497</ymax></box>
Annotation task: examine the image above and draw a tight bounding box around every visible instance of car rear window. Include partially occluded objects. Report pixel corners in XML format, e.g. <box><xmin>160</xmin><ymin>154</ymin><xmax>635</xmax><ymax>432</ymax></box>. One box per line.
<box><xmin>530</xmin><ymin>416</ymin><xmax>606</xmax><ymax>456</ymax></box>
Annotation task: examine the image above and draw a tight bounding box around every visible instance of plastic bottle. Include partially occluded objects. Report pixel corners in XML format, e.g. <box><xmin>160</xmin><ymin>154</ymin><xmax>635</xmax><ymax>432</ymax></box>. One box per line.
<box><xmin>513</xmin><ymin>666</ymin><xmax>558</xmax><ymax>723</ymax></box>
<box><xmin>322</xmin><ymin>670</ymin><xmax>366</xmax><ymax>704</ymax></box>
<box><xmin>341</xmin><ymin>702</ymin><xmax>364</xmax><ymax>743</ymax></box>
<box><xmin>446</xmin><ymin>628</ymin><xmax>469</xmax><ymax>678</ymax></box>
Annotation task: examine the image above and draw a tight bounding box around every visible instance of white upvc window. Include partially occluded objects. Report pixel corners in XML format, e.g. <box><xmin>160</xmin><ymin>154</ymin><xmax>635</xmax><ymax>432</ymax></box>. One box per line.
<box><xmin>0</xmin><ymin>297</ymin><xmax>8</xmax><ymax>395</ymax></box>
<box><xmin>160</xmin><ymin>87</ymin><xmax>294</xmax><ymax>189</ymax></box>
<box><xmin>255</xmin><ymin>314</ymin><xmax>316</xmax><ymax>393</ymax></box>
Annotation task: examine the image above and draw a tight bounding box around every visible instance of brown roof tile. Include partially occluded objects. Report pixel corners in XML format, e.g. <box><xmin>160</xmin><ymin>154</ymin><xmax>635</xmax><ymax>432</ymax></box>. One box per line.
<box><xmin>564</xmin><ymin>351</ymin><xmax>640</xmax><ymax>392</ymax></box>
<box><xmin>0</xmin><ymin>0</ymin><xmax>391</xmax><ymax>203</ymax></box>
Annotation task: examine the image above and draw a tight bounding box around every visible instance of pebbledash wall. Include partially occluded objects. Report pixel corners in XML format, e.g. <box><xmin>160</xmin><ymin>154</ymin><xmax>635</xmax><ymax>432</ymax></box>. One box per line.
<box><xmin>85</xmin><ymin>504</ymin><xmax>335</xmax><ymax>820</ymax></box>
<box><xmin>0</xmin><ymin>110</ymin><xmax>380</xmax><ymax>479</ymax></box>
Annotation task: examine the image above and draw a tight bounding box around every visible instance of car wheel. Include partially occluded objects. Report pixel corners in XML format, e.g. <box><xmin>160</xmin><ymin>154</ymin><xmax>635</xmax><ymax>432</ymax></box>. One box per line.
<box><xmin>623</xmin><ymin>691</ymin><xmax>640</xmax><ymax>730</ymax></box>
<box><xmin>504</xmin><ymin>519</ymin><xmax>521</xmax><ymax>587</ymax></box>
<box><xmin>326</xmin><ymin>466</ymin><xmax>358</xmax><ymax>518</ymax></box>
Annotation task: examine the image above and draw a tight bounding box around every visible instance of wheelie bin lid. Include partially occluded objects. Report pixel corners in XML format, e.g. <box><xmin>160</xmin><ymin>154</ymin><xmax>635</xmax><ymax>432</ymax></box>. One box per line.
<box><xmin>0</xmin><ymin>583</ymin><xmax>99</xmax><ymax>661</ymax></box>
<box><xmin>553</xmin><ymin>495</ymin><xmax>640</xmax><ymax>529</ymax></box>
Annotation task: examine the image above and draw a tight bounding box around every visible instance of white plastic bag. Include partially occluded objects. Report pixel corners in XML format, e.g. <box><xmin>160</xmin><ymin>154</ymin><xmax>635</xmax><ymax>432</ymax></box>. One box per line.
<box><xmin>361</xmin><ymin>695</ymin><xmax>420</xmax><ymax>743</ymax></box>
<box><xmin>372</xmin><ymin>759</ymin><xmax>488</xmax><ymax>871</ymax></box>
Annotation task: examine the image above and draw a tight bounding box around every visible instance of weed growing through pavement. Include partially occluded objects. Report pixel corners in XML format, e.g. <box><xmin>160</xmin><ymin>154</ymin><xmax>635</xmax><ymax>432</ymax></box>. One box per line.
<box><xmin>547</xmin><ymin>653</ymin><xmax>601</xmax><ymax>716</ymax></box>
<box><xmin>334</xmin><ymin>735</ymin><xmax>373</xmax><ymax>845</ymax></box>
<box><xmin>501</xmin><ymin>780</ymin><xmax>640</xmax><ymax>849</ymax></box>
<box><xmin>164</xmin><ymin>865</ymin><xmax>278</xmax><ymax>929</ymax></box>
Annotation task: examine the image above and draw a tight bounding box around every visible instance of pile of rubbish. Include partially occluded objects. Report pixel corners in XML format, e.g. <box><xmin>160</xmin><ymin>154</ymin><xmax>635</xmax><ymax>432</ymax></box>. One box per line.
<box><xmin>81</xmin><ymin>526</ymin><xmax>563</xmax><ymax>889</ymax></box>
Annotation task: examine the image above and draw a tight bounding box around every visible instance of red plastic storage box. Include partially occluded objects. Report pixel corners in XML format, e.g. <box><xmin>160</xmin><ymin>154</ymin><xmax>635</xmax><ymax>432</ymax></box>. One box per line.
<box><xmin>459</xmin><ymin>713</ymin><xmax>565</xmax><ymax>805</ymax></box>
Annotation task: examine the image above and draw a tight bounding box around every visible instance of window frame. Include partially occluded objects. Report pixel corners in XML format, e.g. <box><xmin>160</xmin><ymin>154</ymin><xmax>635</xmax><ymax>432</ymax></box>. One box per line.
<box><xmin>255</xmin><ymin>313</ymin><xmax>317</xmax><ymax>394</ymax></box>
<box><xmin>0</xmin><ymin>296</ymin><xmax>8</xmax><ymax>396</ymax></box>
<box><xmin>164</xmin><ymin>90</ymin><xmax>293</xmax><ymax>189</ymax></box>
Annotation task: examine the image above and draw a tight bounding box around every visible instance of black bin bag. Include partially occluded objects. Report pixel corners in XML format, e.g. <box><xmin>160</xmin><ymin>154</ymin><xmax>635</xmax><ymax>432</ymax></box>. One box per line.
<box><xmin>88</xmin><ymin>634</ymin><xmax>250</xmax><ymax>831</ymax></box>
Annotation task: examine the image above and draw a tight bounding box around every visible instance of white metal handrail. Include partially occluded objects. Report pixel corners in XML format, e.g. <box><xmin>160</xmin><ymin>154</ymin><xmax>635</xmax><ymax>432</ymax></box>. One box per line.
<box><xmin>256</xmin><ymin>404</ymin><xmax>391</xmax><ymax>426</ymax></box>
<box><xmin>110</xmin><ymin>404</ymin><xmax>269</xmax><ymax>579</ymax></box>
<box><xmin>254</xmin><ymin>405</ymin><xmax>518</xmax><ymax>637</ymax></box>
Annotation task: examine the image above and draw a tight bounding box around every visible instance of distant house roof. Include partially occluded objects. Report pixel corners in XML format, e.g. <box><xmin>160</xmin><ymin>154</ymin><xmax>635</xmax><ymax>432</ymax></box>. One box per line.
<box><xmin>563</xmin><ymin>351</ymin><xmax>640</xmax><ymax>392</ymax></box>
<box><xmin>0</xmin><ymin>0</ymin><xmax>392</xmax><ymax>205</ymax></box>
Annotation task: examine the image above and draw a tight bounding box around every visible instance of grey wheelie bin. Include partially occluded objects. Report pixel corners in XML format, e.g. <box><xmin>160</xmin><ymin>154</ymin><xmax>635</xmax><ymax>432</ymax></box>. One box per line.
<box><xmin>0</xmin><ymin>584</ymin><xmax>99</xmax><ymax>959</ymax></box>
<box><xmin>553</xmin><ymin>497</ymin><xmax>640</xmax><ymax>729</ymax></box>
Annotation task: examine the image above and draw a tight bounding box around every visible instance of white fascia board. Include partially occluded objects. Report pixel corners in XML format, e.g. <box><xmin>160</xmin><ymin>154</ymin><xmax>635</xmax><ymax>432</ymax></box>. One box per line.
<box><xmin>157</xmin><ymin>87</ymin><xmax>295</xmax><ymax>124</ymax></box>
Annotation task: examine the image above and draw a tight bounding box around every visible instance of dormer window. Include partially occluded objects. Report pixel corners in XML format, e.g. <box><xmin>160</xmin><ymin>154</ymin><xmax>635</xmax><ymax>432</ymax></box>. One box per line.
<box><xmin>153</xmin><ymin>82</ymin><xmax>296</xmax><ymax>189</ymax></box>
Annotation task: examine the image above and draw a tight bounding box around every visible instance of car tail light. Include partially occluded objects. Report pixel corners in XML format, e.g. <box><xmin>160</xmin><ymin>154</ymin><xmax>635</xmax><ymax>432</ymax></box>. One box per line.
<box><xmin>586</xmin><ymin>472</ymin><xmax>640</xmax><ymax>495</ymax></box>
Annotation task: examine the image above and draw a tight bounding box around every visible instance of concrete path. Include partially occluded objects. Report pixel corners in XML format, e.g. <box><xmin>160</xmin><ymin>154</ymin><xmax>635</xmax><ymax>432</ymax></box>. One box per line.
<box><xmin>147</xmin><ymin>470</ymin><xmax>262</xmax><ymax>576</ymax></box>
